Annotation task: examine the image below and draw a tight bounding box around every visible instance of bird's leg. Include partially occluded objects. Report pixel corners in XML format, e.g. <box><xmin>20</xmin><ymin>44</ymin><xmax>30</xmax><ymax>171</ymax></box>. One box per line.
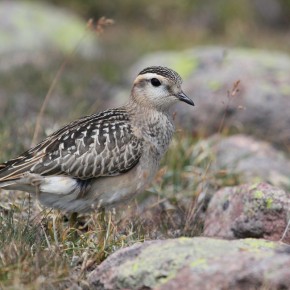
<box><xmin>22</xmin><ymin>173</ymin><xmax>43</xmax><ymax>200</ymax></box>
<box><xmin>69</xmin><ymin>212</ymin><xmax>78</xmax><ymax>228</ymax></box>
<box><xmin>34</xmin><ymin>185</ymin><xmax>40</xmax><ymax>200</ymax></box>
<box><xmin>97</xmin><ymin>208</ymin><xmax>107</xmax><ymax>251</ymax></box>
<box><xmin>30</xmin><ymin>176</ymin><xmax>45</xmax><ymax>212</ymax></box>
<box><xmin>68</xmin><ymin>212</ymin><xmax>79</xmax><ymax>241</ymax></box>
<box><xmin>95</xmin><ymin>208</ymin><xmax>114</xmax><ymax>263</ymax></box>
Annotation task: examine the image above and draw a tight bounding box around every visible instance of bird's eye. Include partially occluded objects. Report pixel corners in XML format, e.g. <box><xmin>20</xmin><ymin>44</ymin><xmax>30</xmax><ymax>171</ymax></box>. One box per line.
<box><xmin>150</xmin><ymin>78</ymin><xmax>161</xmax><ymax>87</ymax></box>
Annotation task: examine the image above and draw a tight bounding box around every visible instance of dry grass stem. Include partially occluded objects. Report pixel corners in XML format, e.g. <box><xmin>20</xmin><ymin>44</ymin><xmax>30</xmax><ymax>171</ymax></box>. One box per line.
<box><xmin>31</xmin><ymin>17</ymin><xmax>114</xmax><ymax>145</ymax></box>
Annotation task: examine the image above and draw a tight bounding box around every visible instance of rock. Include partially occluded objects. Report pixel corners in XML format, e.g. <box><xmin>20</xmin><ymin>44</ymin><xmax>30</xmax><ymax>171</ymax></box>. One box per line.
<box><xmin>203</xmin><ymin>182</ymin><xmax>290</xmax><ymax>243</ymax></box>
<box><xmin>130</xmin><ymin>47</ymin><xmax>290</xmax><ymax>148</ymax></box>
<box><xmin>193</xmin><ymin>134</ymin><xmax>290</xmax><ymax>190</ymax></box>
<box><xmin>193</xmin><ymin>134</ymin><xmax>290</xmax><ymax>222</ymax></box>
<box><xmin>88</xmin><ymin>237</ymin><xmax>290</xmax><ymax>290</ymax></box>
<box><xmin>0</xmin><ymin>1</ymin><xmax>99</xmax><ymax>71</ymax></box>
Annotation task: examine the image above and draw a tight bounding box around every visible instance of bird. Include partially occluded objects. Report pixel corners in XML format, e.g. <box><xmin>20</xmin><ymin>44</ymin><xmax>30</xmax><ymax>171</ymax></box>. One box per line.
<box><xmin>0</xmin><ymin>66</ymin><xmax>194</xmax><ymax>213</ymax></box>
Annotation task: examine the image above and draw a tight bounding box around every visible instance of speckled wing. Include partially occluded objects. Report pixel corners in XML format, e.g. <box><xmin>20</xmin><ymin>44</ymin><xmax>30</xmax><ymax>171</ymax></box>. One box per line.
<box><xmin>0</xmin><ymin>108</ymin><xmax>143</xmax><ymax>181</ymax></box>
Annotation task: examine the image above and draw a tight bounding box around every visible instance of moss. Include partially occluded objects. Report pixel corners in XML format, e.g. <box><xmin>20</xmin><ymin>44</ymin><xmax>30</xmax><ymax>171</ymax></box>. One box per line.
<box><xmin>208</xmin><ymin>80</ymin><xmax>223</xmax><ymax>91</ymax></box>
<box><xmin>118</xmin><ymin>238</ymin><xmax>277</xmax><ymax>289</ymax></box>
<box><xmin>266</xmin><ymin>198</ymin><xmax>273</xmax><ymax>209</ymax></box>
<box><xmin>249</xmin><ymin>183</ymin><xmax>259</xmax><ymax>191</ymax></box>
<box><xmin>253</xmin><ymin>190</ymin><xmax>264</xmax><ymax>199</ymax></box>
<box><xmin>132</xmin><ymin>262</ymin><xmax>139</xmax><ymax>272</ymax></box>
<box><xmin>173</xmin><ymin>55</ymin><xmax>199</xmax><ymax>79</ymax></box>
<box><xmin>190</xmin><ymin>258</ymin><xmax>207</xmax><ymax>268</ymax></box>
<box><xmin>280</xmin><ymin>85</ymin><xmax>290</xmax><ymax>95</ymax></box>
<box><xmin>254</xmin><ymin>177</ymin><xmax>263</xmax><ymax>184</ymax></box>
<box><xmin>242</xmin><ymin>238</ymin><xmax>276</xmax><ymax>251</ymax></box>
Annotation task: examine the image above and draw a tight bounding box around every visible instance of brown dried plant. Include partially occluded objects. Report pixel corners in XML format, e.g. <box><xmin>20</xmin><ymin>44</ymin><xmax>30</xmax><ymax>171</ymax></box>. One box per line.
<box><xmin>31</xmin><ymin>17</ymin><xmax>114</xmax><ymax>146</ymax></box>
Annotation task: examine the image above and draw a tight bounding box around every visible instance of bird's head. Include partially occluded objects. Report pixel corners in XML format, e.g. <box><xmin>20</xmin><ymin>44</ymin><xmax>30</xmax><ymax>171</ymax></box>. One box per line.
<box><xmin>131</xmin><ymin>66</ymin><xmax>194</xmax><ymax>111</ymax></box>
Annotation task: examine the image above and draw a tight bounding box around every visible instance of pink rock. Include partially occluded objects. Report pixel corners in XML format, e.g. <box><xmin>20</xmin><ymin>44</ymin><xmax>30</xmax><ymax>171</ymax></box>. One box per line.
<box><xmin>203</xmin><ymin>182</ymin><xmax>290</xmax><ymax>242</ymax></box>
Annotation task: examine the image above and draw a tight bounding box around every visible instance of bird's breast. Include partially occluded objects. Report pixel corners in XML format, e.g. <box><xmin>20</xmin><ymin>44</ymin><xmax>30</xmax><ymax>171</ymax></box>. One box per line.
<box><xmin>142</xmin><ymin>117</ymin><xmax>175</xmax><ymax>159</ymax></box>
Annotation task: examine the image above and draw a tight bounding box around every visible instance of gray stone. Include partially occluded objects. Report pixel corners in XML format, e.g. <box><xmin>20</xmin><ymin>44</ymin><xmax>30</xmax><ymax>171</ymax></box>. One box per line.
<box><xmin>0</xmin><ymin>1</ymin><xmax>99</xmax><ymax>71</ymax></box>
<box><xmin>193</xmin><ymin>134</ymin><xmax>290</xmax><ymax>190</ymax></box>
<box><xmin>87</xmin><ymin>237</ymin><xmax>290</xmax><ymax>290</ymax></box>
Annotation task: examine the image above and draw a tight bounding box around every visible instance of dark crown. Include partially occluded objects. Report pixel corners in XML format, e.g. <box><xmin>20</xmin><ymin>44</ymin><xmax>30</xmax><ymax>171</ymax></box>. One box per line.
<box><xmin>138</xmin><ymin>66</ymin><xmax>182</xmax><ymax>85</ymax></box>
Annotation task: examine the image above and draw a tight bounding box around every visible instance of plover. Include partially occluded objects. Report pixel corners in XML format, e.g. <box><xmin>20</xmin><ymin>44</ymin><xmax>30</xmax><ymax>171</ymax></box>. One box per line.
<box><xmin>0</xmin><ymin>66</ymin><xmax>194</xmax><ymax>212</ymax></box>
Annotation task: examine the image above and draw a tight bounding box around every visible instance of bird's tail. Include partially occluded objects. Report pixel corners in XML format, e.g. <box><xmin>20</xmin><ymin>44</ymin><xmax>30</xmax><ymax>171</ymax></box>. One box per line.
<box><xmin>0</xmin><ymin>180</ymin><xmax>16</xmax><ymax>188</ymax></box>
<box><xmin>0</xmin><ymin>160</ymin><xmax>22</xmax><ymax>190</ymax></box>
<box><xmin>0</xmin><ymin>161</ymin><xmax>20</xmax><ymax>190</ymax></box>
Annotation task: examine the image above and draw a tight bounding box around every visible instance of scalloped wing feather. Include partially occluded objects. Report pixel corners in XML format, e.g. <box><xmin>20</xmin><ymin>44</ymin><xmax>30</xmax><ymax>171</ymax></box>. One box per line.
<box><xmin>0</xmin><ymin>108</ymin><xmax>143</xmax><ymax>182</ymax></box>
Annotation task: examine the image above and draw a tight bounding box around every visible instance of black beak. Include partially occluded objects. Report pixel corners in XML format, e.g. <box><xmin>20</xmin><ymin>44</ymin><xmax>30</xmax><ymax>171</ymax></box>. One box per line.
<box><xmin>177</xmin><ymin>91</ymin><xmax>194</xmax><ymax>106</ymax></box>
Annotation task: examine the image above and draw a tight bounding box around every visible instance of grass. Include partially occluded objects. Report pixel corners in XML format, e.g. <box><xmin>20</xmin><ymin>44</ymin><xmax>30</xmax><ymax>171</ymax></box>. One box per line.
<box><xmin>0</xmin><ymin>203</ymin><xmax>142</xmax><ymax>288</ymax></box>
<box><xmin>0</xmin><ymin>129</ymin><xmax>244</xmax><ymax>289</ymax></box>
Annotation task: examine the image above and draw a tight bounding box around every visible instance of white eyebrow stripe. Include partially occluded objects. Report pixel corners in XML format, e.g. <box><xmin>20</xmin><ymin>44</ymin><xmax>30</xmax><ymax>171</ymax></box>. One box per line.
<box><xmin>134</xmin><ymin>73</ymin><xmax>165</xmax><ymax>84</ymax></box>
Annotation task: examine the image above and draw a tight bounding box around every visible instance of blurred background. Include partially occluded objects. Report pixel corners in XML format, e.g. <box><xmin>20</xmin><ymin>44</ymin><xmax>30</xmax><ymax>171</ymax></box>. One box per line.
<box><xmin>27</xmin><ymin>0</ymin><xmax>290</xmax><ymax>76</ymax></box>
<box><xmin>35</xmin><ymin>0</ymin><xmax>290</xmax><ymax>59</ymax></box>
<box><xmin>1</xmin><ymin>0</ymin><xmax>290</xmax><ymax>158</ymax></box>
